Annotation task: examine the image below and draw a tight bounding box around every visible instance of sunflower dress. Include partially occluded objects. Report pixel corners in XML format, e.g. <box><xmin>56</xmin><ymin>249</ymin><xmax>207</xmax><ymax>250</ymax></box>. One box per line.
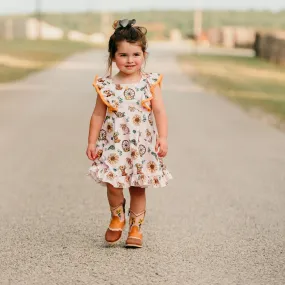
<box><xmin>88</xmin><ymin>72</ymin><xmax>172</xmax><ymax>188</ymax></box>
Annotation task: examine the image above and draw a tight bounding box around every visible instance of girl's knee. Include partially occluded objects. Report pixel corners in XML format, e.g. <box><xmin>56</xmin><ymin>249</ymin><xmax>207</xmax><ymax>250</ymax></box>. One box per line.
<box><xmin>107</xmin><ymin>183</ymin><xmax>122</xmax><ymax>194</ymax></box>
<box><xmin>129</xmin><ymin>186</ymin><xmax>145</xmax><ymax>196</ymax></box>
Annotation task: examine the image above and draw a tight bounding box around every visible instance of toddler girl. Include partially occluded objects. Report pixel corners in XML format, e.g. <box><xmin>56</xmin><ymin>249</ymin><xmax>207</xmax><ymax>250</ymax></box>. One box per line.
<box><xmin>86</xmin><ymin>18</ymin><xmax>172</xmax><ymax>248</ymax></box>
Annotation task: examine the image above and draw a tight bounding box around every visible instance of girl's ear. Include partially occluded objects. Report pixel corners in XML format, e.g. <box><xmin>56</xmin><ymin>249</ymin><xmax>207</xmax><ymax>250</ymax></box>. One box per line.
<box><xmin>144</xmin><ymin>51</ymin><xmax>149</xmax><ymax>59</ymax></box>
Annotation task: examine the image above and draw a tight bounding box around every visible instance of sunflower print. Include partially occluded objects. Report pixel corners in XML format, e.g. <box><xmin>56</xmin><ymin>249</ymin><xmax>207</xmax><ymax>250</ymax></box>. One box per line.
<box><xmin>131</xmin><ymin>148</ymin><xmax>139</xmax><ymax>160</ymax></box>
<box><xmin>116</xmin><ymin>209</ymin><xmax>122</xmax><ymax>219</ymax></box>
<box><xmin>107</xmin><ymin>153</ymin><xmax>119</xmax><ymax>165</ymax></box>
<box><xmin>133</xmin><ymin>115</ymin><xmax>141</xmax><ymax>126</ymax></box>
<box><xmin>130</xmin><ymin>217</ymin><xmax>135</xmax><ymax>226</ymax></box>
<box><xmin>138</xmin><ymin>218</ymin><xmax>144</xmax><ymax>230</ymax></box>
<box><xmin>147</xmin><ymin>161</ymin><xmax>157</xmax><ymax>173</ymax></box>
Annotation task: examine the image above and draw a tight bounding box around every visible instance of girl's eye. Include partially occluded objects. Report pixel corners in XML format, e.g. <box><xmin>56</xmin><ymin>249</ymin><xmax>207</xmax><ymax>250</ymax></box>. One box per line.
<box><xmin>120</xmin><ymin>54</ymin><xmax>126</xmax><ymax>57</ymax></box>
<box><xmin>134</xmin><ymin>54</ymin><xmax>140</xmax><ymax>56</ymax></box>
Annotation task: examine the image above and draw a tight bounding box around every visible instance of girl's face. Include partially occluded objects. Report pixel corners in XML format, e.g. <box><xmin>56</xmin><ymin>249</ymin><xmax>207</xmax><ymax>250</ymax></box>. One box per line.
<box><xmin>113</xmin><ymin>41</ymin><xmax>145</xmax><ymax>75</ymax></box>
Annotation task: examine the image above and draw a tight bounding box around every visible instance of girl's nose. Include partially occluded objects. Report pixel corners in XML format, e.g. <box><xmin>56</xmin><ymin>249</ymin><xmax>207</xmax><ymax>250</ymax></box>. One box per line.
<box><xmin>127</xmin><ymin>57</ymin><xmax>134</xmax><ymax>63</ymax></box>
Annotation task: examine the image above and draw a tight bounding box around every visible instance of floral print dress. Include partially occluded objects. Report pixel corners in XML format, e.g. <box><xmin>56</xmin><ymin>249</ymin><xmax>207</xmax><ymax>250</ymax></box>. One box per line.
<box><xmin>88</xmin><ymin>72</ymin><xmax>172</xmax><ymax>188</ymax></box>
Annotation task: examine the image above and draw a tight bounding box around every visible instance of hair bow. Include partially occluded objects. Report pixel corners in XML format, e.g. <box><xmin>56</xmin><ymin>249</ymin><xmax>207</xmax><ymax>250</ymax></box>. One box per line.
<box><xmin>113</xmin><ymin>19</ymin><xmax>136</xmax><ymax>30</ymax></box>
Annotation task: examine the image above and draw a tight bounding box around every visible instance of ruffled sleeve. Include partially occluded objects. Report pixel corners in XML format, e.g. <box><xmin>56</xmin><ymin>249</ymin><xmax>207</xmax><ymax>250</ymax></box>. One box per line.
<box><xmin>92</xmin><ymin>75</ymin><xmax>119</xmax><ymax>112</ymax></box>
<box><xmin>141</xmin><ymin>72</ymin><xmax>163</xmax><ymax>111</ymax></box>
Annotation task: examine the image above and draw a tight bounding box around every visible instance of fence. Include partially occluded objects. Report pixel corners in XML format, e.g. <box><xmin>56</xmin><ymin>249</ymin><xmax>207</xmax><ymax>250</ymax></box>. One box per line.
<box><xmin>207</xmin><ymin>27</ymin><xmax>256</xmax><ymax>48</ymax></box>
<box><xmin>254</xmin><ymin>32</ymin><xmax>285</xmax><ymax>65</ymax></box>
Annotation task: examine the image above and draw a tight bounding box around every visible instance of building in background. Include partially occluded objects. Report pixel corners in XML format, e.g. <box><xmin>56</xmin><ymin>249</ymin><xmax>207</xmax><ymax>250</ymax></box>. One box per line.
<box><xmin>0</xmin><ymin>17</ymin><xmax>106</xmax><ymax>43</ymax></box>
<box><xmin>0</xmin><ymin>18</ymin><xmax>64</xmax><ymax>40</ymax></box>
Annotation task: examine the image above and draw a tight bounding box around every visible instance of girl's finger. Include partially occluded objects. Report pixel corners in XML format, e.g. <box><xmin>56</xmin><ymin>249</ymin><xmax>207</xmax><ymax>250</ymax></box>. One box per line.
<box><xmin>88</xmin><ymin>150</ymin><xmax>94</xmax><ymax>160</ymax></box>
<box><xmin>91</xmin><ymin>151</ymin><xmax>97</xmax><ymax>160</ymax></box>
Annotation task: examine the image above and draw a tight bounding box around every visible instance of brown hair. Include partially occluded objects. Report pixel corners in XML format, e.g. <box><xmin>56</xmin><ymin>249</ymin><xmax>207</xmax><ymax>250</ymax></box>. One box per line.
<box><xmin>107</xmin><ymin>20</ymin><xmax>148</xmax><ymax>76</ymax></box>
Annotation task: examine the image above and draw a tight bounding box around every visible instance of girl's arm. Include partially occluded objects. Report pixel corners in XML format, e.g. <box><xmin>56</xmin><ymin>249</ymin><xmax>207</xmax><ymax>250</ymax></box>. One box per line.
<box><xmin>86</xmin><ymin>96</ymin><xmax>107</xmax><ymax>160</ymax></box>
<box><xmin>151</xmin><ymin>84</ymin><xmax>168</xmax><ymax>157</ymax></box>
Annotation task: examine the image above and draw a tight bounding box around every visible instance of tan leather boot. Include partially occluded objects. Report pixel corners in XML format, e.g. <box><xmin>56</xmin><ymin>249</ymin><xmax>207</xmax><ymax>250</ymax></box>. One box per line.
<box><xmin>105</xmin><ymin>198</ymin><xmax>126</xmax><ymax>244</ymax></box>
<box><xmin>125</xmin><ymin>210</ymin><xmax>146</xmax><ymax>248</ymax></box>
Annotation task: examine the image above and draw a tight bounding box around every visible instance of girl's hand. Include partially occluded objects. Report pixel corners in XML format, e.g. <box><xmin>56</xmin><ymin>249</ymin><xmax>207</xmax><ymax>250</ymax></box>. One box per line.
<box><xmin>155</xmin><ymin>137</ymin><xmax>168</xmax><ymax>157</ymax></box>
<box><xmin>86</xmin><ymin>144</ymin><xmax>97</xmax><ymax>161</ymax></box>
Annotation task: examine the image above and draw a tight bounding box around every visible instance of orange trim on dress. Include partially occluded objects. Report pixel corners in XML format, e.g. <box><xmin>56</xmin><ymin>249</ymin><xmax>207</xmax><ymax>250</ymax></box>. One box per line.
<box><xmin>92</xmin><ymin>75</ymin><xmax>118</xmax><ymax>112</ymax></box>
<box><xmin>141</xmin><ymin>74</ymin><xmax>163</xmax><ymax>111</ymax></box>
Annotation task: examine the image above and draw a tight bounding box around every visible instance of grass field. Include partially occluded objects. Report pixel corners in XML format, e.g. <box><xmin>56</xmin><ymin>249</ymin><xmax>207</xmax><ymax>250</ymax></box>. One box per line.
<box><xmin>178</xmin><ymin>54</ymin><xmax>285</xmax><ymax>127</ymax></box>
<box><xmin>0</xmin><ymin>40</ymin><xmax>96</xmax><ymax>83</ymax></box>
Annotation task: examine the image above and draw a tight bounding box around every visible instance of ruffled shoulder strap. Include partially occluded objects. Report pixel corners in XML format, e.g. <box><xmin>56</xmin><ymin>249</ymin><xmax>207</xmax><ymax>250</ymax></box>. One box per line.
<box><xmin>146</xmin><ymin>72</ymin><xmax>163</xmax><ymax>88</ymax></box>
<box><xmin>141</xmin><ymin>72</ymin><xmax>163</xmax><ymax>111</ymax></box>
<box><xmin>92</xmin><ymin>75</ymin><xmax>119</xmax><ymax>112</ymax></box>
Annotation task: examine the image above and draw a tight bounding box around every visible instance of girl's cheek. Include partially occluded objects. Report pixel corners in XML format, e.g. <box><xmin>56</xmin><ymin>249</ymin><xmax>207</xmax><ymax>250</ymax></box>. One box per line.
<box><xmin>136</xmin><ymin>59</ymin><xmax>143</xmax><ymax>65</ymax></box>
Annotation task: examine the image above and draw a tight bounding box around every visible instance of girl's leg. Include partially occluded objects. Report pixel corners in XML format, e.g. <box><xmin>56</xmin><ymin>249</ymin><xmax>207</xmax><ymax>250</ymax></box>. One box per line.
<box><xmin>129</xmin><ymin>186</ymin><xmax>146</xmax><ymax>213</ymax></box>
<box><xmin>107</xmin><ymin>183</ymin><xmax>124</xmax><ymax>207</ymax></box>
<box><xmin>126</xmin><ymin>187</ymin><xmax>146</xmax><ymax>248</ymax></box>
<box><xmin>105</xmin><ymin>183</ymin><xmax>125</xmax><ymax>244</ymax></box>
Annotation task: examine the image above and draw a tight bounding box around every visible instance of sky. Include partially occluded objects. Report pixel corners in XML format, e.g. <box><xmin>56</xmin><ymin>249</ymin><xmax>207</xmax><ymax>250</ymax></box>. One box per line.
<box><xmin>0</xmin><ymin>0</ymin><xmax>284</xmax><ymax>15</ymax></box>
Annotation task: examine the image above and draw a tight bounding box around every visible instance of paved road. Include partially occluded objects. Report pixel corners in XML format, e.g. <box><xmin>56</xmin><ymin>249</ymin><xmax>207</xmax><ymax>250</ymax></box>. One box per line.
<box><xmin>0</xmin><ymin>44</ymin><xmax>285</xmax><ymax>285</ymax></box>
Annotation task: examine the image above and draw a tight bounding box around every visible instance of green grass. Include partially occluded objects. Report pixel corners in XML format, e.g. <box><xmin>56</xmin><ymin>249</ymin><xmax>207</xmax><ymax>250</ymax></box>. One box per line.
<box><xmin>178</xmin><ymin>54</ymin><xmax>285</xmax><ymax>122</ymax></box>
<box><xmin>0</xmin><ymin>65</ymin><xmax>39</xmax><ymax>83</ymax></box>
<box><xmin>0</xmin><ymin>40</ymin><xmax>97</xmax><ymax>83</ymax></box>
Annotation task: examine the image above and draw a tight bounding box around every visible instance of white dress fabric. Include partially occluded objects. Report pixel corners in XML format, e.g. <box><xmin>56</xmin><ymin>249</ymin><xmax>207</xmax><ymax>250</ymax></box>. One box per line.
<box><xmin>88</xmin><ymin>72</ymin><xmax>173</xmax><ymax>188</ymax></box>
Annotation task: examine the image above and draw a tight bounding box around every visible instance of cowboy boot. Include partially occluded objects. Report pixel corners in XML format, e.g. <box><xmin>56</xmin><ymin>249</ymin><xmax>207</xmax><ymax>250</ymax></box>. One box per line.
<box><xmin>105</xmin><ymin>198</ymin><xmax>126</xmax><ymax>244</ymax></box>
<box><xmin>125</xmin><ymin>209</ymin><xmax>146</xmax><ymax>248</ymax></box>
